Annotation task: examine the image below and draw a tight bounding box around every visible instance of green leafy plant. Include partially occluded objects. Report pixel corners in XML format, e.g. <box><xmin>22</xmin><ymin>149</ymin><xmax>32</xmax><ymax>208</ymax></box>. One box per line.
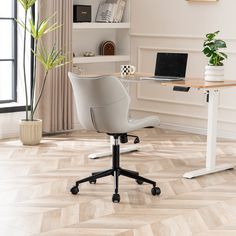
<box><xmin>203</xmin><ymin>31</ymin><xmax>227</xmax><ymax>66</ymax></box>
<box><xmin>17</xmin><ymin>0</ymin><xmax>68</xmax><ymax>121</ymax></box>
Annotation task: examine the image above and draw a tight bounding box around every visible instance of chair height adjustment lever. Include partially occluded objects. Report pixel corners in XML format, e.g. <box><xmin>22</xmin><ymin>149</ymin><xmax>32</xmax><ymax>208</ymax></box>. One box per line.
<box><xmin>127</xmin><ymin>135</ymin><xmax>140</xmax><ymax>144</ymax></box>
<box><xmin>120</xmin><ymin>134</ymin><xmax>140</xmax><ymax>144</ymax></box>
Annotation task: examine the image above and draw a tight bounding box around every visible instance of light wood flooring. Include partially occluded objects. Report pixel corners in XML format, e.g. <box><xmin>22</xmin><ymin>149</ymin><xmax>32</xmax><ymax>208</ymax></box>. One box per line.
<box><xmin>1</xmin><ymin>128</ymin><xmax>236</xmax><ymax>236</ymax></box>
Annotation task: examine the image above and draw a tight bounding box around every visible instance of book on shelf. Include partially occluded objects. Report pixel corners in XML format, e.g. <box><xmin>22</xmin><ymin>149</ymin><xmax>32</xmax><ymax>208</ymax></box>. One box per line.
<box><xmin>96</xmin><ymin>3</ymin><xmax>114</xmax><ymax>22</ymax></box>
<box><xmin>107</xmin><ymin>0</ymin><xmax>126</xmax><ymax>23</ymax></box>
<box><xmin>105</xmin><ymin>0</ymin><xmax>119</xmax><ymax>22</ymax></box>
<box><xmin>115</xmin><ymin>0</ymin><xmax>126</xmax><ymax>23</ymax></box>
<box><xmin>107</xmin><ymin>3</ymin><xmax>117</xmax><ymax>22</ymax></box>
<box><xmin>96</xmin><ymin>0</ymin><xmax>127</xmax><ymax>23</ymax></box>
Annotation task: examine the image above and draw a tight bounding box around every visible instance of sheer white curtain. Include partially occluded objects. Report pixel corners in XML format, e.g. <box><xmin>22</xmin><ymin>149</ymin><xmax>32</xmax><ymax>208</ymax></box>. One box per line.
<box><xmin>36</xmin><ymin>0</ymin><xmax>73</xmax><ymax>133</ymax></box>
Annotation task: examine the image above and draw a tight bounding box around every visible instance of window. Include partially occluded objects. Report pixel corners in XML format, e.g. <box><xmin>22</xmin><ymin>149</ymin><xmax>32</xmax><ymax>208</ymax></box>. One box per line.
<box><xmin>0</xmin><ymin>0</ymin><xmax>17</xmax><ymax>103</ymax></box>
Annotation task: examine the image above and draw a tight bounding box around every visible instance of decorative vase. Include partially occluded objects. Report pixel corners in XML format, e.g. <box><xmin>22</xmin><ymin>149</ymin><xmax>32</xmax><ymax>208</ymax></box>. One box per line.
<box><xmin>205</xmin><ymin>65</ymin><xmax>224</xmax><ymax>82</ymax></box>
<box><xmin>19</xmin><ymin>119</ymin><xmax>42</xmax><ymax>145</ymax></box>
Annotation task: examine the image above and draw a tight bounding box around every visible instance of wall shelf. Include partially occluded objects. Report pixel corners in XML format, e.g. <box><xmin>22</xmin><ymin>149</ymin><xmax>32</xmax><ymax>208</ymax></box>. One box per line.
<box><xmin>73</xmin><ymin>55</ymin><xmax>130</xmax><ymax>64</ymax></box>
<box><xmin>73</xmin><ymin>22</ymin><xmax>130</xmax><ymax>29</ymax></box>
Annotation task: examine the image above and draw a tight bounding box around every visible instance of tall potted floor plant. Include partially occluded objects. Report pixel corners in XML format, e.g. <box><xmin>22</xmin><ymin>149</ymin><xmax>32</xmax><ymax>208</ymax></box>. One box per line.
<box><xmin>17</xmin><ymin>0</ymin><xmax>67</xmax><ymax>145</ymax></box>
<box><xmin>203</xmin><ymin>31</ymin><xmax>228</xmax><ymax>82</ymax></box>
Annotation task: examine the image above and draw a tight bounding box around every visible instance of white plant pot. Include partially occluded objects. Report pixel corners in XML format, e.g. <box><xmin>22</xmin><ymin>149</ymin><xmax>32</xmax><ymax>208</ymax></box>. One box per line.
<box><xmin>19</xmin><ymin>119</ymin><xmax>42</xmax><ymax>145</ymax></box>
<box><xmin>205</xmin><ymin>65</ymin><xmax>224</xmax><ymax>82</ymax></box>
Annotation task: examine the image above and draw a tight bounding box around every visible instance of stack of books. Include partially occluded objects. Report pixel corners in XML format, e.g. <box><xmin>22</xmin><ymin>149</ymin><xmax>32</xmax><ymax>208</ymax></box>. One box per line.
<box><xmin>96</xmin><ymin>0</ymin><xmax>127</xmax><ymax>23</ymax></box>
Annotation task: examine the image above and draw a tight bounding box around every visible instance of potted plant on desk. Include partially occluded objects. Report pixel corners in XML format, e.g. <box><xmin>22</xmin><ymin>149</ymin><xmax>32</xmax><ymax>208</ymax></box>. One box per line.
<box><xmin>203</xmin><ymin>30</ymin><xmax>228</xmax><ymax>82</ymax></box>
<box><xmin>17</xmin><ymin>0</ymin><xmax>68</xmax><ymax>145</ymax></box>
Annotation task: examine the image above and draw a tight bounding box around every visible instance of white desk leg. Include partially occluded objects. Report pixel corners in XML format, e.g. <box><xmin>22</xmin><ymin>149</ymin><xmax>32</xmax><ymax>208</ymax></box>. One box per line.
<box><xmin>183</xmin><ymin>90</ymin><xmax>234</xmax><ymax>179</ymax></box>
<box><xmin>88</xmin><ymin>136</ymin><xmax>140</xmax><ymax>159</ymax></box>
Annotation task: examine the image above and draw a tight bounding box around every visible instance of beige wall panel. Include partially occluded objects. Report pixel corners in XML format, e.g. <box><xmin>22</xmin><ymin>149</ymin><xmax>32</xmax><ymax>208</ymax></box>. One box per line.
<box><xmin>130</xmin><ymin>0</ymin><xmax>236</xmax><ymax>139</ymax></box>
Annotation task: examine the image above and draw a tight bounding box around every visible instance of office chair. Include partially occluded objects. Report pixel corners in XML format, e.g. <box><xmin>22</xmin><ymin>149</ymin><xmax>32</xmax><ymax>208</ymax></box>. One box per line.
<box><xmin>68</xmin><ymin>72</ymin><xmax>161</xmax><ymax>203</ymax></box>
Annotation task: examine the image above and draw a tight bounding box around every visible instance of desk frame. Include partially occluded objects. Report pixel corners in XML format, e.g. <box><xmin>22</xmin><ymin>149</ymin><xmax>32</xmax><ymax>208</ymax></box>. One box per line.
<box><xmin>160</xmin><ymin>77</ymin><xmax>236</xmax><ymax>179</ymax></box>
<box><xmin>183</xmin><ymin>89</ymin><xmax>234</xmax><ymax>178</ymax></box>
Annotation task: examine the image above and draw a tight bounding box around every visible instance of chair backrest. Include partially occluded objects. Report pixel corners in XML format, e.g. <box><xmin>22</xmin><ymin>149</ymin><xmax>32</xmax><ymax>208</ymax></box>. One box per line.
<box><xmin>68</xmin><ymin>72</ymin><xmax>130</xmax><ymax>133</ymax></box>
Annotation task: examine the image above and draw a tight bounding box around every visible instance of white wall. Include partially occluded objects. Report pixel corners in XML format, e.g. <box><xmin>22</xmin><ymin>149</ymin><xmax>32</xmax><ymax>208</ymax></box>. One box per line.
<box><xmin>129</xmin><ymin>0</ymin><xmax>236</xmax><ymax>139</ymax></box>
<box><xmin>0</xmin><ymin>112</ymin><xmax>25</xmax><ymax>139</ymax></box>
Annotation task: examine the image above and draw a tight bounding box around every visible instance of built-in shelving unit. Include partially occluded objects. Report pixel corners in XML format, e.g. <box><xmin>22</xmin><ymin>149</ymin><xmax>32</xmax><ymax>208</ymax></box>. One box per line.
<box><xmin>72</xmin><ymin>0</ymin><xmax>130</xmax><ymax>74</ymax></box>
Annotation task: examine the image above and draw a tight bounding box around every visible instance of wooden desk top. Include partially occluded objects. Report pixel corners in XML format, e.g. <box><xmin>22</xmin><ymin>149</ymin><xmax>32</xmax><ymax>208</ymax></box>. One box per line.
<box><xmin>116</xmin><ymin>73</ymin><xmax>236</xmax><ymax>88</ymax></box>
<box><xmin>129</xmin><ymin>73</ymin><xmax>236</xmax><ymax>89</ymax></box>
<box><xmin>73</xmin><ymin>72</ymin><xmax>236</xmax><ymax>89</ymax></box>
<box><xmin>161</xmin><ymin>78</ymin><xmax>236</xmax><ymax>89</ymax></box>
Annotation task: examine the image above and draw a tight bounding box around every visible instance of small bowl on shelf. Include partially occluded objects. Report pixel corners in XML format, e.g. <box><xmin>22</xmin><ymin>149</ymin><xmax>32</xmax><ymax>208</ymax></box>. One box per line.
<box><xmin>83</xmin><ymin>51</ymin><xmax>95</xmax><ymax>57</ymax></box>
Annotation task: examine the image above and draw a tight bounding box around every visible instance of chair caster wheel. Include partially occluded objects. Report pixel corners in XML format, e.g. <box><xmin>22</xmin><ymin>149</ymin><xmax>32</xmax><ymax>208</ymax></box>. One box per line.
<box><xmin>112</xmin><ymin>193</ymin><xmax>120</xmax><ymax>203</ymax></box>
<box><xmin>136</xmin><ymin>179</ymin><xmax>143</xmax><ymax>185</ymax></box>
<box><xmin>89</xmin><ymin>179</ymin><xmax>97</xmax><ymax>184</ymax></box>
<box><xmin>151</xmin><ymin>187</ymin><xmax>161</xmax><ymax>196</ymax></box>
<box><xmin>71</xmin><ymin>186</ymin><xmax>79</xmax><ymax>195</ymax></box>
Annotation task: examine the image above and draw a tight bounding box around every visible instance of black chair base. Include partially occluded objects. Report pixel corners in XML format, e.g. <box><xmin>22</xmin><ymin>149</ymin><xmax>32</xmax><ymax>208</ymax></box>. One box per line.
<box><xmin>70</xmin><ymin>134</ymin><xmax>161</xmax><ymax>203</ymax></box>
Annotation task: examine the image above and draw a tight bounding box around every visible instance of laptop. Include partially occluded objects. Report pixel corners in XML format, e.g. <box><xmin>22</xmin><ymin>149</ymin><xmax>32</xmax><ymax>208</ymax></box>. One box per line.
<box><xmin>141</xmin><ymin>52</ymin><xmax>188</xmax><ymax>81</ymax></box>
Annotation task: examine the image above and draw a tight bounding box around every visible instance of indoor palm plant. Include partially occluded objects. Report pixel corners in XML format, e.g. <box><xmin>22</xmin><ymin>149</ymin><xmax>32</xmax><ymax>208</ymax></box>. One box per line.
<box><xmin>203</xmin><ymin>30</ymin><xmax>228</xmax><ymax>82</ymax></box>
<box><xmin>17</xmin><ymin>0</ymin><xmax>68</xmax><ymax>145</ymax></box>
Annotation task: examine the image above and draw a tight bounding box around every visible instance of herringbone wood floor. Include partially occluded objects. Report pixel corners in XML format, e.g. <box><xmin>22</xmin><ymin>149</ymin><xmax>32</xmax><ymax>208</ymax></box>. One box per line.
<box><xmin>1</xmin><ymin>128</ymin><xmax>236</xmax><ymax>236</ymax></box>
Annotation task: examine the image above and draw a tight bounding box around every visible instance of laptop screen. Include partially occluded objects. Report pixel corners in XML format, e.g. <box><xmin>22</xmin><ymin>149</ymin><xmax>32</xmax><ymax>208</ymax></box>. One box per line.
<box><xmin>155</xmin><ymin>53</ymin><xmax>188</xmax><ymax>77</ymax></box>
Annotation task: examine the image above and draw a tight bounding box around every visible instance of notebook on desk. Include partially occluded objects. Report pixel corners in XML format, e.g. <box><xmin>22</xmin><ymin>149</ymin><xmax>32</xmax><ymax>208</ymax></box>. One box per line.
<box><xmin>141</xmin><ymin>52</ymin><xmax>188</xmax><ymax>81</ymax></box>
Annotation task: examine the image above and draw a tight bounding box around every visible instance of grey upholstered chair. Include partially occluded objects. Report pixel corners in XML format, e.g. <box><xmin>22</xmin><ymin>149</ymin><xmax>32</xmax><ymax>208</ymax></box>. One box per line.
<box><xmin>68</xmin><ymin>72</ymin><xmax>161</xmax><ymax>203</ymax></box>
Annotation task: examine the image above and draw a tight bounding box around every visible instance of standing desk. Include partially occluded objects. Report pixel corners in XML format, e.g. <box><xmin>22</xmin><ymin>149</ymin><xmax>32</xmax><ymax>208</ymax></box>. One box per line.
<box><xmin>120</xmin><ymin>74</ymin><xmax>236</xmax><ymax>178</ymax></box>
<box><xmin>160</xmin><ymin>78</ymin><xmax>236</xmax><ymax>178</ymax></box>
<box><xmin>83</xmin><ymin>73</ymin><xmax>236</xmax><ymax>178</ymax></box>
